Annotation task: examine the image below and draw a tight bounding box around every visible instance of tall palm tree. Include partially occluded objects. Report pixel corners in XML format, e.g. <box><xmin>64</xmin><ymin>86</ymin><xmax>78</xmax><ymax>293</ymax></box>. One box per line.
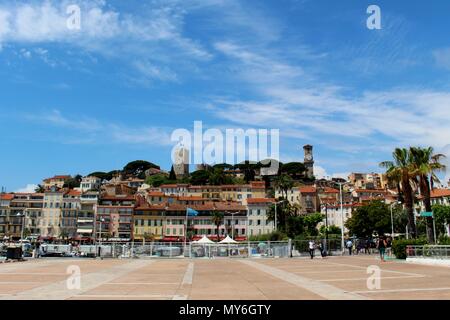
<box><xmin>380</xmin><ymin>148</ymin><xmax>417</xmax><ymax>238</ymax></box>
<box><xmin>409</xmin><ymin>147</ymin><xmax>446</xmax><ymax>242</ymax></box>
<box><xmin>274</xmin><ymin>174</ymin><xmax>294</xmax><ymax>199</ymax></box>
<box><xmin>211</xmin><ymin>211</ymin><xmax>224</xmax><ymax>242</ymax></box>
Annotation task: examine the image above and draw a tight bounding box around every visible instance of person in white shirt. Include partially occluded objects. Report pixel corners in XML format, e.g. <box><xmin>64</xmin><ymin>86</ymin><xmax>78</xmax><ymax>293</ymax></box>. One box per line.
<box><xmin>308</xmin><ymin>240</ymin><xmax>315</xmax><ymax>259</ymax></box>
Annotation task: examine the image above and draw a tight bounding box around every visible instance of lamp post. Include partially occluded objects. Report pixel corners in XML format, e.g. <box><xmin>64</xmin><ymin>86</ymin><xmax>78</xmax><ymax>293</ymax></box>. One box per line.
<box><xmin>98</xmin><ymin>217</ymin><xmax>105</xmax><ymax>257</ymax></box>
<box><xmin>389</xmin><ymin>201</ymin><xmax>401</xmax><ymax>240</ymax></box>
<box><xmin>320</xmin><ymin>200</ymin><xmax>329</xmax><ymax>254</ymax></box>
<box><xmin>337</xmin><ymin>182</ymin><xmax>347</xmax><ymax>255</ymax></box>
<box><xmin>274</xmin><ymin>200</ymin><xmax>284</xmax><ymax>232</ymax></box>
<box><xmin>16</xmin><ymin>212</ymin><xmax>25</xmax><ymax>240</ymax></box>
<box><xmin>226</xmin><ymin>211</ymin><xmax>239</xmax><ymax>239</ymax></box>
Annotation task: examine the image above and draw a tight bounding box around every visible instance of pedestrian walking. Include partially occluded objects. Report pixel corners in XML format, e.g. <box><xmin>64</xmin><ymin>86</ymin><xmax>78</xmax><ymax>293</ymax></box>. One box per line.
<box><xmin>346</xmin><ymin>239</ymin><xmax>353</xmax><ymax>256</ymax></box>
<box><xmin>308</xmin><ymin>240</ymin><xmax>315</xmax><ymax>259</ymax></box>
<box><xmin>377</xmin><ymin>236</ymin><xmax>387</xmax><ymax>262</ymax></box>
<box><xmin>318</xmin><ymin>241</ymin><xmax>327</xmax><ymax>258</ymax></box>
<box><xmin>386</xmin><ymin>237</ymin><xmax>393</xmax><ymax>258</ymax></box>
<box><xmin>364</xmin><ymin>239</ymin><xmax>371</xmax><ymax>255</ymax></box>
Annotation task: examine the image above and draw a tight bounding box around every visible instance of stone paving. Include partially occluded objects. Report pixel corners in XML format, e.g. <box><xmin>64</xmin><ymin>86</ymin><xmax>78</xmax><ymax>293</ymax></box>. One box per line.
<box><xmin>0</xmin><ymin>256</ymin><xmax>449</xmax><ymax>300</ymax></box>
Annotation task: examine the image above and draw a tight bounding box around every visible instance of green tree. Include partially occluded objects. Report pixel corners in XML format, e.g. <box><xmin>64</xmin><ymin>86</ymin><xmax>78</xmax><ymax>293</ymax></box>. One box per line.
<box><xmin>34</xmin><ymin>184</ymin><xmax>45</xmax><ymax>193</ymax></box>
<box><xmin>211</xmin><ymin>211</ymin><xmax>224</xmax><ymax>242</ymax></box>
<box><xmin>274</xmin><ymin>174</ymin><xmax>294</xmax><ymax>199</ymax></box>
<box><xmin>123</xmin><ymin>160</ymin><xmax>160</xmax><ymax>179</ymax></box>
<box><xmin>432</xmin><ymin>204</ymin><xmax>450</xmax><ymax>238</ymax></box>
<box><xmin>145</xmin><ymin>174</ymin><xmax>170</xmax><ymax>187</ymax></box>
<box><xmin>169</xmin><ymin>166</ymin><xmax>177</xmax><ymax>181</ymax></box>
<box><xmin>409</xmin><ymin>146</ymin><xmax>446</xmax><ymax>242</ymax></box>
<box><xmin>345</xmin><ymin>201</ymin><xmax>391</xmax><ymax>238</ymax></box>
<box><xmin>63</xmin><ymin>175</ymin><xmax>82</xmax><ymax>189</ymax></box>
<box><xmin>319</xmin><ymin>225</ymin><xmax>342</xmax><ymax>236</ymax></box>
<box><xmin>380</xmin><ymin>148</ymin><xmax>417</xmax><ymax>238</ymax></box>
<box><xmin>190</xmin><ymin>170</ymin><xmax>210</xmax><ymax>185</ymax></box>
<box><xmin>281</xmin><ymin>162</ymin><xmax>306</xmax><ymax>179</ymax></box>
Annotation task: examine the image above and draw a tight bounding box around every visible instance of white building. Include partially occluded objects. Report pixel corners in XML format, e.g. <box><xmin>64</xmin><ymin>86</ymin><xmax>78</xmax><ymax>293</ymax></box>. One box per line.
<box><xmin>80</xmin><ymin>176</ymin><xmax>102</xmax><ymax>192</ymax></box>
<box><xmin>247</xmin><ymin>198</ymin><xmax>275</xmax><ymax>237</ymax></box>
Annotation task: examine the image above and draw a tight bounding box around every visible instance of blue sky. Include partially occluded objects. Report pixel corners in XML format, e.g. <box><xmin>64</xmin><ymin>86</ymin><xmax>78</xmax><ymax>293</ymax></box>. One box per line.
<box><xmin>1</xmin><ymin>0</ymin><xmax>450</xmax><ymax>192</ymax></box>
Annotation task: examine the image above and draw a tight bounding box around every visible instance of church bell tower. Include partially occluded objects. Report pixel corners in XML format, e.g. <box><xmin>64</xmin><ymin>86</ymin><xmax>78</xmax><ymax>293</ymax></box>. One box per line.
<box><xmin>303</xmin><ymin>145</ymin><xmax>314</xmax><ymax>180</ymax></box>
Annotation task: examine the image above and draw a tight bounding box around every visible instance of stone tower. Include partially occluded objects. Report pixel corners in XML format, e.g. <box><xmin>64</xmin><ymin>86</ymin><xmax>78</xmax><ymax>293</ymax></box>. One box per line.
<box><xmin>303</xmin><ymin>145</ymin><xmax>314</xmax><ymax>179</ymax></box>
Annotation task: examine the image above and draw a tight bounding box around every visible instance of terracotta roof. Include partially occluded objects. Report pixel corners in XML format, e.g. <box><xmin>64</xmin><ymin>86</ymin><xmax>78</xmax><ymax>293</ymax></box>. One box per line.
<box><xmin>247</xmin><ymin>198</ymin><xmax>275</xmax><ymax>204</ymax></box>
<box><xmin>430</xmin><ymin>189</ymin><xmax>450</xmax><ymax>198</ymax></box>
<box><xmin>148</xmin><ymin>192</ymin><xmax>165</xmax><ymax>197</ymax></box>
<box><xmin>65</xmin><ymin>190</ymin><xmax>81</xmax><ymax>196</ymax></box>
<box><xmin>178</xmin><ymin>196</ymin><xmax>204</xmax><ymax>201</ymax></box>
<box><xmin>44</xmin><ymin>175</ymin><xmax>71</xmax><ymax>181</ymax></box>
<box><xmin>214</xmin><ymin>202</ymin><xmax>246</xmax><ymax>211</ymax></box>
<box><xmin>299</xmin><ymin>186</ymin><xmax>316</xmax><ymax>193</ymax></box>
<box><xmin>100</xmin><ymin>195</ymin><xmax>135</xmax><ymax>201</ymax></box>
<box><xmin>135</xmin><ymin>204</ymin><xmax>167</xmax><ymax>211</ymax></box>
<box><xmin>160</xmin><ymin>184</ymin><xmax>179</xmax><ymax>188</ymax></box>
<box><xmin>0</xmin><ymin>194</ymin><xmax>14</xmax><ymax>201</ymax></box>
<box><xmin>323</xmin><ymin>187</ymin><xmax>339</xmax><ymax>193</ymax></box>
<box><xmin>250</xmin><ymin>181</ymin><xmax>266</xmax><ymax>189</ymax></box>
<box><xmin>354</xmin><ymin>189</ymin><xmax>387</xmax><ymax>193</ymax></box>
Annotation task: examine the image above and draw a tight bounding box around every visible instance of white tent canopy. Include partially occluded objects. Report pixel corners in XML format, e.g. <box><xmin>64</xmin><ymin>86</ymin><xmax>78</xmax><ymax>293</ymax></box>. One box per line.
<box><xmin>194</xmin><ymin>235</ymin><xmax>214</xmax><ymax>244</ymax></box>
<box><xmin>219</xmin><ymin>236</ymin><xmax>238</xmax><ymax>244</ymax></box>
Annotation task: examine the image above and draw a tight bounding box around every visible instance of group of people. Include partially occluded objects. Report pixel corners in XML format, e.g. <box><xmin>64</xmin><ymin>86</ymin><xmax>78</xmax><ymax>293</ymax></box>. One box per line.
<box><xmin>308</xmin><ymin>240</ymin><xmax>327</xmax><ymax>259</ymax></box>
<box><xmin>307</xmin><ymin>236</ymin><xmax>392</xmax><ymax>261</ymax></box>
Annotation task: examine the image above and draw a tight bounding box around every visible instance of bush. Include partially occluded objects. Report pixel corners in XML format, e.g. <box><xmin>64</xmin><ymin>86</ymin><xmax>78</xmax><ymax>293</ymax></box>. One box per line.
<box><xmin>438</xmin><ymin>235</ymin><xmax>450</xmax><ymax>245</ymax></box>
<box><xmin>392</xmin><ymin>239</ymin><xmax>427</xmax><ymax>259</ymax></box>
<box><xmin>249</xmin><ymin>231</ymin><xmax>288</xmax><ymax>242</ymax></box>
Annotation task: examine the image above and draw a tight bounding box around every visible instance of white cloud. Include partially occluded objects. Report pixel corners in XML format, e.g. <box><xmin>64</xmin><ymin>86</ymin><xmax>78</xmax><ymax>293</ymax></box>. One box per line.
<box><xmin>314</xmin><ymin>165</ymin><xmax>349</xmax><ymax>181</ymax></box>
<box><xmin>209</xmin><ymin>43</ymin><xmax>450</xmax><ymax>154</ymax></box>
<box><xmin>24</xmin><ymin>109</ymin><xmax>173</xmax><ymax>147</ymax></box>
<box><xmin>15</xmin><ymin>184</ymin><xmax>38</xmax><ymax>193</ymax></box>
<box><xmin>0</xmin><ymin>0</ymin><xmax>211</xmax><ymax>80</ymax></box>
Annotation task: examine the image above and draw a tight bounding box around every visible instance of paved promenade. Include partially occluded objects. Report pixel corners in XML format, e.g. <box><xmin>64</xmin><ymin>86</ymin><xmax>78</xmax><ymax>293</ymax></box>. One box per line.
<box><xmin>0</xmin><ymin>256</ymin><xmax>449</xmax><ymax>300</ymax></box>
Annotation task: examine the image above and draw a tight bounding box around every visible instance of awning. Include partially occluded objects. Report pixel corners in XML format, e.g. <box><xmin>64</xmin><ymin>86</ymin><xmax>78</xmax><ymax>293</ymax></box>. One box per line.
<box><xmin>77</xmin><ymin>229</ymin><xmax>93</xmax><ymax>234</ymax></box>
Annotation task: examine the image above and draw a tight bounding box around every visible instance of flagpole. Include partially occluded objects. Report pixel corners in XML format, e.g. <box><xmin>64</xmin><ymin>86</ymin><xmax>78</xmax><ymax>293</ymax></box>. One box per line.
<box><xmin>185</xmin><ymin>208</ymin><xmax>188</xmax><ymax>256</ymax></box>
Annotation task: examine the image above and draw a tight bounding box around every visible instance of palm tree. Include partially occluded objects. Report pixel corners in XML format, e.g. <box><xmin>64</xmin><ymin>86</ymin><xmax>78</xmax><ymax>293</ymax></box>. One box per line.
<box><xmin>380</xmin><ymin>148</ymin><xmax>417</xmax><ymax>238</ymax></box>
<box><xmin>409</xmin><ymin>147</ymin><xmax>446</xmax><ymax>242</ymax></box>
<box><xmin>211</xmin><ymin>211</ymin><xmax>224</xmax><ymax>242</ymax></box>
<box><xmin>274</xmin><ymin>174</ymin><xmax>294</xmax><ymax>199</ymax></box>
<box><xmin>35</xmin><ymin>184</ymin><xmax>45</xmax><ymax>193</ymax></box>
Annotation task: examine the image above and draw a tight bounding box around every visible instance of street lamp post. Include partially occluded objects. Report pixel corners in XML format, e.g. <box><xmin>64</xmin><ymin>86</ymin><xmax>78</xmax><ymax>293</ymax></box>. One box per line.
<box><xmin>98</xmin><ymin>217</ymin><xmax>105</xmax><ymax>258</ymax></box>
<box><xmin>274</xmin><ymin>200</ymin><xmax>284</xmax><ymax>232</ymax></box>
<box><xmin>226</xmin><ymin>211</ymin><xmax>239</xmax><ymax>239</ymax></box>
<box><xmin>17</xmin><ymin>212</ymin><xmax>25</xmax><ymax>240</ymax></box>
<box><xmin>389</xmin><ymin>201</ymin><xmax>401</xmax><ymax>240</ymax></box>
<box><xmin>337</xmin><ymin>182</ymin><xmax>347</xmax><ymax>255</ymax></box>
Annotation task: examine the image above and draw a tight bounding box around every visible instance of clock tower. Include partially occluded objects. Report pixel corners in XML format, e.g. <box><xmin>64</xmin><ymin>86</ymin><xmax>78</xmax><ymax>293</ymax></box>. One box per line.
<box><xmin>303</xmin><ymin>145</ymin><xmax>314</xmax><ymax>179</ymax></box>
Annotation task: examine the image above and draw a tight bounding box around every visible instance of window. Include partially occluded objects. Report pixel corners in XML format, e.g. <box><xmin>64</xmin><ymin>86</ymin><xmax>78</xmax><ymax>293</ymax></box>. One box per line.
<box><xmin>257</xmin><ymin>220</ymin><xmax>261</xmax><ymax>226</ymax></box>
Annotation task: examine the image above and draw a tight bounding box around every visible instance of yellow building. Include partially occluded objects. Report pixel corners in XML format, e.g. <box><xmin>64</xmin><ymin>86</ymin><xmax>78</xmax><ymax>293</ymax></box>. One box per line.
<box><xmin>133</xmin><ymin>204</ymin><xmax>165</xmax><ymax>240</ymax></box>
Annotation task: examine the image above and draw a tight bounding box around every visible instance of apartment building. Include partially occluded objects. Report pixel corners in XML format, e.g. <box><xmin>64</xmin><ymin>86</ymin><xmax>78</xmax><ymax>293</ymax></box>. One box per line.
<box><xmin>42</xmin><ymin>188</ymin><xmax>64</xmax><ymax>237</ymax></box>
<box><xmin>247</xmin><ymin>198</ymin><xmax>275</xmax><ymax>237</ymax></box>
<box><xmin>0</xmin><ymin>194</ymin><xmax>14</xmax><ymax>238</ymax></box>
<box><xmin>320</xmin><ymin>203</ymin><xmax>362</xmax><ymax>233</ymax></box>
<box><xmin>348</xmin><ymin>173</ymin><xmax>388</xmax><ymax>190</ymax></box>
<box><xmin>43</xmin><ymin>175</ymin><xmax>71</xmax><ymax>190</ymax></box>
<box><xmin>78</xmin><ymin>191</ymin><xmax>98</xmax><ymax>242</ymax></box>
<box><xmin>95</xmin><ymin>195</ymin><xmax>135</xmax><ymax>241</ymax></box>
<box><xmin>79</xmin><ymin>176</ymin><xmax>102</xmax><ymax>192</ymax></box>
<box><xmin>60</xmin><ymin>190</ymin><xmax>81</xmax><ymax>239</ymax></box>
<box><xmin>133</xmin><ymin>204</ymin><xmax>166</xmax><ymax>241</ymax></box>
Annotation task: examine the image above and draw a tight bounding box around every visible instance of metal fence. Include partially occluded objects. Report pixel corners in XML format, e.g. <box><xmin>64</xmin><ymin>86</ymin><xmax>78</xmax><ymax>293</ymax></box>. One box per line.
<box><xmin>68</xmin><ymin>241</ymin><xmax>292</xmax><ymax>259</ymax></box>
<box><xmin>406</xmin><ymin>245</ymin><xmax>450</xmax><ymax>259</ymax></box>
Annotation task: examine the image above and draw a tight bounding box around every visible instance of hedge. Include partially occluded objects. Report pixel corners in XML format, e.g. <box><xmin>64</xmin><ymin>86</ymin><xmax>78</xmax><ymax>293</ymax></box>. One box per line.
<box><xmin>392</xmin><ymin>239</ymin><xmax>427</xmax><ymax>259</ymax></box>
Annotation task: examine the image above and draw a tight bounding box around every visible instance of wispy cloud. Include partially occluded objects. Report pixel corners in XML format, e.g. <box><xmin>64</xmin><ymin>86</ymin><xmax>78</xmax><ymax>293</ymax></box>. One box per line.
<box><xmin>0</xmin><ymin>0</ymin><xmax>211</xmax><ymax>81</ymax></box>
<box><xmin>208</xmin><ymin>43</ymin><xmax>450</xmax><ymax>155</ymax></box>
<box><xmin>24</xmin><ymin>109</ymin><xmax>173</xmax><ymax>147</ymax></box>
